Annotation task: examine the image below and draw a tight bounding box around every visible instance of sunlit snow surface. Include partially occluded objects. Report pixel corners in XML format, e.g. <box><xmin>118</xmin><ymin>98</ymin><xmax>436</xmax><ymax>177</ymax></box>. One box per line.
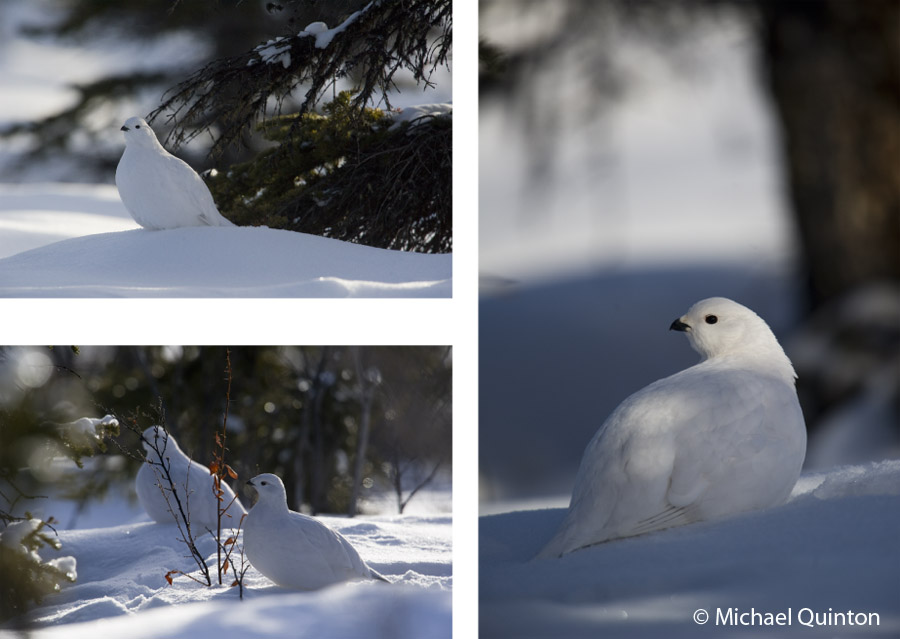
<box><xmin>480</xmin><ymin>461</ymin><xmax>900</xmax><ymax>639</ymax></box>
<box><xmin>1</xmin><ymin>490</ymin><xmax>451</xmax><ymax>639</ymax></box>
<box><xmin>0</xmin><ymin>184</ymin><xmax>451</xmax><ymax>298</ymax></box>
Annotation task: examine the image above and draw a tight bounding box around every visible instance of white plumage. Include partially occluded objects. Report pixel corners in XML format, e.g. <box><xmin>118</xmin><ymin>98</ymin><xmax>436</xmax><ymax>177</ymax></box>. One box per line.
<box><xmin>135</xmin><ymin>426</ymin><xmax>246</xmax><ymax>535</ymax></box>
<box><xmin>243</xmin><ymin>473</ymin><xmax>387</xmax><ymax>590</ymax></box>
<box><xmin>115</xmin><ymin>116</ymin><xmax>234</xmax><ymax>230</ymax></box>
<box><xmin>537</xmin><ymin>297</ymin><xmax>807</xmax><ymax>558</ymax></box>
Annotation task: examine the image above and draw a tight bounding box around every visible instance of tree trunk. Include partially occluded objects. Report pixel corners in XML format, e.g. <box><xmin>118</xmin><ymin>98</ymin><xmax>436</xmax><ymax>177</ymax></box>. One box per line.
<box><xmin>348</xmin><ymin>392</ymin><xmax>373</xmax><ymax>517</ymax></box>
<box><xmin>758</xmin><ymin>0</ymin><xmax>900</xmax><ymax>310</ymax></box>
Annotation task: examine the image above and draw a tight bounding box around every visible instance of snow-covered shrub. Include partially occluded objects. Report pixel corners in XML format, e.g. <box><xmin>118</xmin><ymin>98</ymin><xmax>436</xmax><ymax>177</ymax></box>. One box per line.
<box><xmin>0</xmin><ymin>518</ymin><xmax>76</xmax><ymax>622</ymax></box>
<box><xmin>0</xmin><ymin>347</ymin><xmax>119</xmax><ymax>625</ymax></box>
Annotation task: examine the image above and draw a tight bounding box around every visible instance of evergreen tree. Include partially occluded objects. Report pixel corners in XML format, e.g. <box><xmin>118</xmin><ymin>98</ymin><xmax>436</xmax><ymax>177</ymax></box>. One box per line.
<box><xmin>4</xmin><ymin>0</ymin><xmax>452</xmax><ymax>252</ymax></box>
<box><xmin>78</xmin><ymin>346</ymin><xmax>450</xmax><ymax>515</ymax></box>
<box><xmin>0</xmin><ymin>347</ymin><xmax>119</xmax><ymax>625</ymax></box>
<box><xmin>153</xmin><ymin>0</ymin><xmax>452</xmax><ymax>252</ymax></box>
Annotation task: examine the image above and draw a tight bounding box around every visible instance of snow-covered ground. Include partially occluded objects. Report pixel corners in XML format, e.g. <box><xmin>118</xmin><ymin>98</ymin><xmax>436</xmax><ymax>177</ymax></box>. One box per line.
<box><xmin>0</xmin><ymin>183</ymin><xmax>451</xmax><ymax>297</ymax></box>
<box><xmin>1</xmin><ymin>481</ymin><xmax>451</xmax><ymax>639</ymax></box>
<box><xmin>481</xmin><ymin>460</ymin><xmax>900</xmax><ymax>638</ymax></box>
<box><xmin>0</xmin><ymin>0</ymin><xmax>453</xmax><ymax>298</ymax></box>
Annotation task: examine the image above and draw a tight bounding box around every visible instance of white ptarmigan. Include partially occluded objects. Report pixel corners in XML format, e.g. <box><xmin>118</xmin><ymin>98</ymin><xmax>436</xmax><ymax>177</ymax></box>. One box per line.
<box><xmin>244</xmin><ymin>473</ymin><xmax>388</xmax><ymax>590</ymax></box>
<box><xmin>136</xmin><ymin>426</ymin><xmax>246</xmax><ymax>534</ymax></box>
<box><xmin>537</xmin><ymin>297</ymin><xmax>807</xmax><ymax>558</ymax></box>
<box><xmin>115</xmin><ymin>116</ymin><xmax>234</xmax><ymax>230</ymax></box>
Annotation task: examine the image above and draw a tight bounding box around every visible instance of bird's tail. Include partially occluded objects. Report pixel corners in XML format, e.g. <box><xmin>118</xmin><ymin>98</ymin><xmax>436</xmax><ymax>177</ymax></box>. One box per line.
<box><xmin>370</xmin><ymin>569</ymin><xmax>391</xmax><ymax>583</ymax></box>
<box><xmin>534</xmin><ymin>512</ymin><xmax>580</xmax><ymax>560</ymax></box>
<box><xmin>199</xmin><ymin>212</ymin><xmax>235</xmax><ymax>227</ymax></box>
<box><xmin>534</xmin><ymin>533</ymin><xmax>567</xmax><ymax>560</ymax></box>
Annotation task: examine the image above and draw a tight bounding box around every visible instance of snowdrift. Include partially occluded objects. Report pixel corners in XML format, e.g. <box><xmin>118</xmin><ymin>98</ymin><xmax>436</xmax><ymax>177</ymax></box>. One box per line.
<box><xmin>0</xmin><ymin>227</ymin><xmax>451</xmax><ymax>297</ymax></box>
<box><xmin>0</xmin><ymin>183</ymin><xmax>451</xmax><ymax>297</ymax></box>
<box><xmin>4</xmin><ymin>513</ymin><xmax>451</xmax><ymax>639</ymax></box>
<box><xmin>480</xmin><ymin>460</ymin><xmax>900</xmax><ymax>638</ymax></box>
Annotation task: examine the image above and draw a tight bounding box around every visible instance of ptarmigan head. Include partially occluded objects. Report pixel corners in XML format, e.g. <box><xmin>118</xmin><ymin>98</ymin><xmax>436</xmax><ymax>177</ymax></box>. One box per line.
<box><xmin>140</xmin><ymin>425</ymin><xmax>179</xmax><ymax>457</ymax></box>
<box><xmin>669</xmin><ymin>297</ymin><xmax>796</xmax><ymax>380</ymax></box>
<box><xmin>246</xmin><ymin>473</ymin><xmax>288</xmax><ymax>509</ymax></box>
<box><xmin>120</xmin><ymin>116</ymin><xmax>161</xmax><ymax>149</ymax></box>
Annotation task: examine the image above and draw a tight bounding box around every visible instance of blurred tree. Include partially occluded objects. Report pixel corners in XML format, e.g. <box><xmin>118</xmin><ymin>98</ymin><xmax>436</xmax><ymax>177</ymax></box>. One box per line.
<box><xmin>757</xmin><ymin>0</ymin><xmax>900</xmax><ymax>309</ymax></box>
<box><xmin>370</xmin><ymin>346</ymin><xmax>452</xmax><ymax>513</ymax></box>
<box><xmin>479</xmin><ymin>0</ymin><xmax>899</xmax><ymax>309</ymax></box>
<box><xmin>82</xmin><ymin>346</ymin><xmax>451</xmax><ymax>514</ymax></box>
<box><xmin>0</xmin><ymin>347</ymin><xmax>119</xmax><ymax>625</ymax></box>
<box><xmin>3</xmin><ymin>0</ymin><xmax>284</xmax><ymax>175</ymax></box>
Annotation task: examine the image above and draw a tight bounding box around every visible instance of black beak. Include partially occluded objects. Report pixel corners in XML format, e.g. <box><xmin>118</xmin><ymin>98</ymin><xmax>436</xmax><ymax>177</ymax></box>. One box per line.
<box><xmin>670</xmin><ymin>318</ymin><xmax>690</xmax><ymax>332</ymax></box>
<box><xmin>120</xmin><ymin>125</ymin><xmax>129</xmax><ymax>131</ymax></box>
<box><xmin>246</xmin><ymin>479</ymin><xmax>254</xmax><ymax>486</ymax></box>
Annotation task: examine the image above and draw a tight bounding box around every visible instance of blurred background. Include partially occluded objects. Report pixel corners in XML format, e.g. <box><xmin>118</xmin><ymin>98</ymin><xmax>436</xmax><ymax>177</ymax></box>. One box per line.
<box><xmin>479</xmin><ymin>0</ymin><xmax>899</xmax><ymax>509</ymax></box>
<box><xmin>0</xmin><ymin>0</ymin><xmax>451</xmax><ymax>181</ymax></box>
<box><xmin>0</xmin><ymin>345</ymin><xmax>452</xmax><ymax>530</ymax></box>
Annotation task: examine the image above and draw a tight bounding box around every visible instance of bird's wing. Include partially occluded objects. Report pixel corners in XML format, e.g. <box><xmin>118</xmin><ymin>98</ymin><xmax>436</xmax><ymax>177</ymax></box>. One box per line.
<box><xmin>153</xmin><ymin>153</ymin><xmax>230</xmax><ymax>226</ymax></box>
<box><xmin>136</xmin><ymin>462</ymin><xmax>174</xmax><ymax>523</ymax></box>
<box><xmin>288</xmin><ymin>513</ymin><xmax>369</xmax><ymax>579</ymax></box>
<box><xmin>544</xmin><ymin>366</ymin><xmax>774</xmax><ymax>556</ymax></box>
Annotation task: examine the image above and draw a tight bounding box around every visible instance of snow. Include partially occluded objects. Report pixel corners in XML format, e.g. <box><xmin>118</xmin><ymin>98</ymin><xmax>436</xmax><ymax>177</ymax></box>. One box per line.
<box><xmin>0</xmin><ymin>519</ymin><xmax>44</xmax><ymax>556</ymax></box>
<box><xmin>45</xmin><ymin>557</ymin><xmax>77</xmax><ymax>583</ymax></box>
<box><xmin>307</xmin><ymin>2</ymin><xmax>374</xmax><ymax>50</ymax></box>
<box><xmin>253</xmin><ymin>1</ymin><xmax>375</xmax><ymax>62</ymax></box>
<box><xmin>481</xmin><ymin>460</ymin><xmax>900</xmax><ymax>638</ymax></box>
<box><xmin>389</xmin><ymin>104</ymin><xmax>453</xmax><ymax>131</ymax></box>
<box><xmin>0</xmin><ymin>183</ymin><xmax>451</xmax><ymax>297</ymax></box>
<box><xmin>24</xmin><ymin>586</ymin><xmax>450</xmax><ymax>639</ymax></box>
<box><xmin>303</xmin><ymin>22</ymin><xmax>328</xmax><ymax>35</ymax></box>
<box><xmin>0</xmin><ymin>519</ymin><xmax>77</xmax><ymax>586</ymax></box>
<box><xmin>62</xmin><ymin>415</ymin><xmax>119</xmax><ymax>442</ymax></box>
<box><xmin>2</xmin><ymin>484</ymin><xmax>451</xmax><ymax>639</ymax></box>
<box><xmin>253</xmin><ymin>37</ymin><xmax>292</xmax><ymax>69</ymax></box>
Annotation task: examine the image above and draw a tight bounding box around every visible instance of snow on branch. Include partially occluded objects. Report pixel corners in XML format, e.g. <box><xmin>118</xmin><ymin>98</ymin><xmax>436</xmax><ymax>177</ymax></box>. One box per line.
<box><xmin>150</xmin><ymin>0</ymin><xmax>452</xmax><ymax>156</ymax></box>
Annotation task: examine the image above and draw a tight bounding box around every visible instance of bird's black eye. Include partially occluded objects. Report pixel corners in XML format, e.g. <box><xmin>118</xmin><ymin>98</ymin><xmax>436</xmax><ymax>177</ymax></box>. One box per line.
<box><xmin>135</xmin><ymin>125</ymin><xmax>141</xmax><ymax>129</ymax></box>
<box><xmin>261</xmin><ymin>481</ymin><xmax>267</xmax><ymax>486</ymax></box>
<box><xmin>705</xmin><ymin>315</ymin><xmax>718</xmax><ymax>324</ymax></box>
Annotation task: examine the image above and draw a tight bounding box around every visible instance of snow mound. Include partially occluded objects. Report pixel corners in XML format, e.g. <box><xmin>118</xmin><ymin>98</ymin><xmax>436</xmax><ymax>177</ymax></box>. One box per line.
<box><xmin>6</xmin><ymin>512</ymin><xmax>450</xmax><ymax>638</ymax></box>
<box><xmin>481</xmin><ymin>461</ymin><xmax>900</xmax><ymax>638</ymax></box>
<box><xmin>26</xmin><ymin>587</ymin><xmax>450</xmax><ymax>639</ymax></box>
<box><xmin>0</xmin><ymin>226</ymin><xmax>451</xmax><ymax>298</ymax></box>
